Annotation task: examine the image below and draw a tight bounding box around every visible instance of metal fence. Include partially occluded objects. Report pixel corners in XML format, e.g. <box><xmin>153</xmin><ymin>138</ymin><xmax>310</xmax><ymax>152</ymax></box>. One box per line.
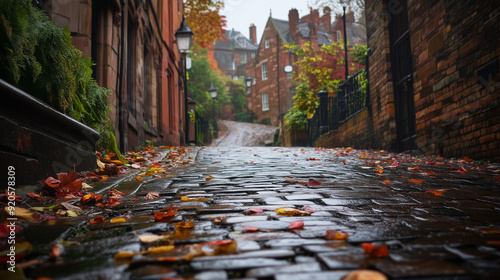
<box><xmin>308</xmin><ymin>67</ymin><xmax>369</xmax><ymax>146</ymax></box>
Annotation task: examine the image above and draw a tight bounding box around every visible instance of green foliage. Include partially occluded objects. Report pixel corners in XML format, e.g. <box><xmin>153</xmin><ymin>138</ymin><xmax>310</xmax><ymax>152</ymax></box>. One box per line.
<box><xmin>0</xmin><ymin>0</ymin><xmax>113</xmax><ymax>150</ymax></box>
<box><xmin>226</xmin><ymin>78</ymin><xmax>246</xmax><ymax>114</ymax></box>
<box><xmin>187</xmin><ymin>46</ymin><xmax>229</xmax><ymax>118</ymax></box>
<box><xmin>350</xmin><ymin>44</ymin><xmax>367</xmax><ymax>65</ymax></box>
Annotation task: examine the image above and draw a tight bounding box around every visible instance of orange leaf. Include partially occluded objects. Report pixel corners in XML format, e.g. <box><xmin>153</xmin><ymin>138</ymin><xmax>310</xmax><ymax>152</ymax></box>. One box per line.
<box><xmin>180</xmin><ymin>196</ymin><xmax>208</xmax><ymax>202</ymax></box>
<box><xmin>409</xmin><ymin>179</ymin><xmax>424</xmax><ymax>184</ymax></box>
<box><xmin>49</xmin><ymin>243</ymin><xmax>61</xmax><ymax>258</ymax></box>
<box><xmin>43</xmin><ymin>177</ymin><xmax>61</xmax><ymax>189</ymax></box>
<box><xmin>135</xmin><ymin>175</ymin><xmax>144</xmax><ymax>181</ymax></box>
<box><xmin>154</xmin><ymin>204</ymin><xmax>177</xmax><ymax>222</ymax></box>
<box><xmin>361</xmin><ymin>243</ymin><xmax>389</xmax><ymax>257</ymax></box>
<box><xmin>175</xmin><ymin>220</ymin><xmax>194</xmax><ymax>229</ymax></box>
<box><xmin>376</xmin><ymin>169</ymin><xmax>384</xmax><ymax>174</ymax></box>
<box><xmin>27</xmin><ymin>192</ymin><xmax>44</xmax><ymax>201</ymax></box>
<box><xmin>89</xmin><ymin>215</ymin><xmax>107</xmax><ymax>224</ymax></box>
<box><xmin>425</xmin><ymin>190</ymin><xmax>443</xmax><ymax>196</ymax></box>
<box><xmin>325</xmin><ymin>230</ymin><xmax>348</xmax><ymax>240</ymax></box>
<box><xmin>382</xmin><ymin>180</ymin><xmax>390</xmax><ymax>185</ymax></box>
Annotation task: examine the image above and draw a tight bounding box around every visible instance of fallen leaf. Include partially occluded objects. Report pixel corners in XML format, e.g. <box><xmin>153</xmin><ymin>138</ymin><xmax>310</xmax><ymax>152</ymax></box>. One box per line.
<box><xmin>361</xmin><ymin>243</ymin><xmax>389</xmax><ymax>257</ymax></box>
<box><xmin>154</xmin><ymin>204</ymin><xmax>177</xmax><ymax>222</ymax></box>
<box><xmin>342</xmin><ymin>269</ymin><xmax>388</xmax><ymax>280</ymax></box>
<box><xmin>306</xmin><ymin>179</ymin><xmax>322</xmax><ymax>186</ymax></box>
<box><xmin>110</xmin><ymin>217</ymin><xmax>127</xmax><ymax>224</ymax></box>
<box><xmin>145</xmin><ymin>192</ymin><xmax>160</xmax><ymax>200</ymax></box>
<box><xmin>175</xmin><ymin>220</ymin><xmax>194</xmax><ymax>229</ymax></box>
<box><xmin>456</xmin><ymin>166</ymin><xmax>468</xmax><ymax>173</ymax></box>
<box><xmin>5</xmin><ymin>206</ymin><xmax>35</xmax><ymax>221</ymax></box>
<box><xmin>180</xmin><ymin>196</ymin><xmax>208</xmax><ymax>202</ymax></box>
<box><xmin>49</xmin><ymin>243</ymin><xmax>62</xmax><ymax>258</ymax></box>
<box><xmin>66</xmin><ymin>210</ymin><xmax>79</xmax><ymax>217</ymax></box>
<box><xmin>247</xmin><ymin>207</ymin><xmax>264</xmax><ymax>214</ymax></box>
<box><xmin>89</xmin><ymin>215</ymin><xmax>107</xmax><ymax>224</ymax></box>
<box><xmin>242</xmin><ymin>226</ymin><xmax>259</xmax><ymax>231</ymax></box>
<box><xmin>382</xmin><ymin>180</ymin><xmax>390</xmax><ymax>185</ymax></box>
<box><xmin>97</xmin><ymin>158</ymin><xmax>106</xmax><ymax>169</ymax></box>
<box><xmin>60</xmin><ymin>202</ymin><xmax>83</xmax><ymax>213</ymax></box>
<box><xmin>143</xmin><ymin>245</ymin><xmax>175</xmax><ymax>254</ymax></box>
<box><xmin>135</xmin><ymin>175</ymin><xmax>144</xmax><ymax>181</ymax></box>
<box><xmin>325</xmin><ymin>230</ymin><xmax>349</xmax><ymax>240</ymax></box>
<box><xmin>205</xmin><ymin>175</ymin><xmax>214</xmax><ymax>181</ymax></box>
<box><xmin>425</xmin><ymin>190</ymin><xmax>443</xmax><ymax>196</ymax></box>
<box><xmin>81</xmin><ymin>182</ymin><xmax>93</xmax><ymax>190</ymax></box>
<box><xmin>135</xmin><ymin>233</ymin><xmax>170</xmax><ymax>243</ymax></box>
<box><xmin>114</xmin><ymin>250</ymin><xmax>137</xmax><ymax>260</ymax></box>
<box><xmin>275</xmin><ymin>206</ymin><xmax>316</xmax><ymax>216</ymax></box>
<box><xmin>376</xmin><ymin>169</ymin><xmax>384</xmax><ymax>174</ymax></box>
<box><xmin>289</xmin><ymin>221</ymin><xmax>304</xmax><ymax>229</ymax></box>
<box><xmin>409</xmin><ymin>179</ymin><xmax>424</xmax><ymax>184</ymax></box>
<box><xmin>27</xmin><ymin>192</ymin><xmax>44</xmax><ymax>201</ymax></box>
<box><xmin>80</xmin><ymin>193</ymin><xmax>103</xmax><ymax>205</ymax></box>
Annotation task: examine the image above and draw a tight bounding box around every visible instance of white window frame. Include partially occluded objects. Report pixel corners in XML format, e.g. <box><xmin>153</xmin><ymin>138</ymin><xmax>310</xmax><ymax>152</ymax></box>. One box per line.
<box><xmin>261</xmin><ymin>62</ymin><xmax>268</xmax><ymax>80</ymax></box>
<box><xmin>241</xmin><ymin>53</ymin><xmax>247</xmax><ymax>63</ymax></box>
<box><xmin>265</xmin><ymin>38</ymin><xmax>269</xmax><ymax>49</ymax></box>
<box><xmin>262</xmin><ymin>92</ymin><xmax>269</xmax><ymax>111</ymax></box>
<box><xmin>251</xmin><ymin>52</ymin><xmax>256</xmax><ymax>59</ymax></box>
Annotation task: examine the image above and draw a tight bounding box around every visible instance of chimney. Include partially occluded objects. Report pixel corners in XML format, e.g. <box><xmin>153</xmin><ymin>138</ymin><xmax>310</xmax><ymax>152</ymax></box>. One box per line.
<box><xmin>288</xmin><ymin>9</ymin><xmax>299</xmax><ymax>38</ymax></box>
<box><xmin>249</xmin><ymin>24</ymin><xmax>257</xmax><ymax>44</ymax></box>
<box><xmin>321</xmin><ymin>7</ymin><xmax>332</xmax><ymax>33</ymax></box>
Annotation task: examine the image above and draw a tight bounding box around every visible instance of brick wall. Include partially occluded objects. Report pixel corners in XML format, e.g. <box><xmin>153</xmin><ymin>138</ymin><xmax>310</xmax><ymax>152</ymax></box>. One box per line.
<box><xmin>409</xmin><ymin>0</ymin><xmax>500</xmax><ymax>161</ymax></box>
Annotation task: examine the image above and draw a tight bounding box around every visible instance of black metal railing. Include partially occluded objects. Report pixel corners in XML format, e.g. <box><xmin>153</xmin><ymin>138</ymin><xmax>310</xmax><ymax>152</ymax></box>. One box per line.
<box><xmin>307</xmin><ymin>67</ymin><xmax>369</xmax><ymax>146</ymax></box>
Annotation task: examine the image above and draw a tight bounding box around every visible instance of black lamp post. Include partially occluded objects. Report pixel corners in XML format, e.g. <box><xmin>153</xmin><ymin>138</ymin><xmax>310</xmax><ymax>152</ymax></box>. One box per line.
<box><xmin>340</xmin><ymin>0</ymin><xmax>349</xmax><ymax>80</ymax></box>
<box><xmin>209</xmin><ymin>82</ymin><xmax>217</xmax><ymax>120</ymax></box>
<box><xmin>175</xmin><ymin>15</ymin><xmax>193</xmax><ymax>144</ymax></box>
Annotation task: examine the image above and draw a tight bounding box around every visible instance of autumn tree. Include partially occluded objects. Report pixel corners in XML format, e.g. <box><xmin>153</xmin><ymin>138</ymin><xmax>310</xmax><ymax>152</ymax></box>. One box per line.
<box><xmin>184</xmin><ymin>0</ymin><xmax>227</xmax><ymax>50</ymax></box>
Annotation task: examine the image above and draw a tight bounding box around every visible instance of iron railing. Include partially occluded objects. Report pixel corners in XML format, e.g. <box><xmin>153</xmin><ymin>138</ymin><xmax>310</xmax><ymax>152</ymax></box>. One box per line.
<box><xmin>307</xmin><ymin>67</ymin><xmax>369</xmax><ymax>146</ymax></box>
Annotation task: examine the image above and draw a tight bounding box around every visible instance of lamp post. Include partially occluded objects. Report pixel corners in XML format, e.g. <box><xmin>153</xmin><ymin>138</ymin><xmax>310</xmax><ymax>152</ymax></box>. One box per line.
<box><xmin>175</xmin><ymin>15</ymin><xmax>193</xmax><ymax>145</ymax></box>
<box><xmin>340</xmin><ymin>0</ymin><xmax>349</xmax><ymax>80</ymax></box>
<box><xmin>208</xmin><ymin>82</ymin><xmax>217</xmax><ymax>138</ymax></box>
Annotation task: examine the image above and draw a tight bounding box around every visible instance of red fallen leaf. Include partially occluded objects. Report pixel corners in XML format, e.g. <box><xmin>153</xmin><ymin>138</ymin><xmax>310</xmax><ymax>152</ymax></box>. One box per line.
<box><xmin>456</xmin><ymin>166</ymin><xmax>468</xmax><ymax>173</ymax></box>
<box><xmin>105</xmin><ymin>197</ymin><xmax>122</xmax><ymax>207</ymax></box>
<box><xmin>80</xmin><ymin>193</ymin><xmax>103</xmax><ymax>205</ymax></box>
<box><xmin>289</xmin><ymin>221</ymin><xmax>304</xmax><ymax>229</ymax></box>
<box><xmin>460</xmin><ymin>156</ymin><xmax>474</xmax><ymax>163</ymax></box>
<box><xmin>202</xmin><ymin>240</ymin><xmax>233</xmax><ymax>246</ymax></box>
<box><xmin>247</xmin><ymin>207</ymin><xmax>264</xmax><ymax>214</ymax></box>
<box><xmin>49</xmin><ymin>243</ymin><xmax>62</xmax><ymax>258</ymax></box>
<box><xmin>361</xmin><ymin>243</ymin><xmax>389</xmax><ymax>257</ymax></box>
<box><xmin>301</xmin><ymin>205</ymin><xmax>317</xmax><ymax>213</ymax></box>
<box><xmin>43</xmin><ymin>177</ymin><xmax>61</xmax><ymax>188</ymax></box>
<box><xmin>325</xmin><ymin>230</ymin><xmax>348</xmax><ymax>240</ymax></box>
<box><xmin>154</xmin><ymin>204</ymin><xmax>177</xmax><ymax>222</ymax></box>
<box><xmin>27</xmin><ymin>192</ymin><xmax>44</xmax><ymax>201</ymax></box>
<box><xmin>306</xmin><ymin>179</ymin><xmax>322</xmax><ymax>186</ymax></box>
<box><xmin>425</xmin><ymin>190</ymin><xmax>443</xmax><ymax>196</ymax></box>
<box><xmin>108</xmin><ymin>188</ymin><xmax>124</xmax><ymax>198</ymax></box>
<box><xmin>0</xmin><ymin>223</ymin><xmax>20</xmax><ymax>238</ymax></box>
<box><xmin>391</xmin><ymin>161</ymin><xmax>399</xmax><ymax>167</ymax></box>
<box><xmin>57</xmin><ymin>171</ymin><xmax>83</xmax><ymax>193</ymax></box>
<box><xmin>242</xmin><ymin>226</ymin><xmax>259</xmax><ymax>231</ymax></box>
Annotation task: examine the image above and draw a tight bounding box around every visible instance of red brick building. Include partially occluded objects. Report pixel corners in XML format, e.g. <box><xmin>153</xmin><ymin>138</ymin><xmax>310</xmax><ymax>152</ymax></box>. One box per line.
<box><xmin>246</xmin><ymin>9</ymin><xmax>335</xmax><ymax>126</ymax></box>
<box><xmin>316</xmin><ymin>0</ymin><xmax>500</xmax><ymax>162</ymax></box>
<box><xmin>41</xmin><ymin>0</ymin><xmax>187</xmax><ymax>150</ymax></box>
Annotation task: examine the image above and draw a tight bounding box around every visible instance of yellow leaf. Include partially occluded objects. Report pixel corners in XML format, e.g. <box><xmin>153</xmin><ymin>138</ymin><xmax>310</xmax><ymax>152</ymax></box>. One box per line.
<box><xmin>110</xmin><ymin>217</ymin><xmax>127</xmax><ymax>224</ymax></box>
<box><xmin>114</xmin><ymin>250</ymin><xmax>137</xmax><ymax>260</ymax></box>
<box><xmin>97</xmin><ymin>158</ymin><xmax>106</xmax><ymax>169</ymax></box>
<box><xmin>180</xmin><ymin>196</ymin><xmax>208</xmax><ymax>202</ymax></box>
<box><xmin>135</xmin><ymin>175</ymin><xmax>144</xmax><ymax>181</ymax></box>
<box><xmin>205</xmin><ymin>175</ymin><xmax>214</xmax><ymax>181</ymax></box>
<box><xmin>175</xmin><ymin>220</ymin><xmax>194</xmax><ymax>229</ymax></box>
<box><xmin>143</xmin><ymin>245</ymin><xmax>175</xmax><ymax>254</ymax></box>
<box><xmin>5</xmin><ymin>206</ymin><xmax>35</xmax><ymax>221</ymax></box>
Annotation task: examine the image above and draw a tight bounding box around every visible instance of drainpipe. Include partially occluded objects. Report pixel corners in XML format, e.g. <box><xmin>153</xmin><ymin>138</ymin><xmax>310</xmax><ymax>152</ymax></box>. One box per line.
<box><xmin>117</xmin><ymin>0</ymin><xmax>127</xmax><ymax>152</ymax></box>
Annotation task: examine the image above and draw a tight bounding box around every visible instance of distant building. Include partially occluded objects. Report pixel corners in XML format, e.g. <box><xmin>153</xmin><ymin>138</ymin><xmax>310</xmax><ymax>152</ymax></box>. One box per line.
<box><xmin>211</xmin><ymin>28</ymin><xmax>258</xmax><ymax>80</ymax></box>
<box><xmin>246</xmin><ymin>8</ymin><xmax>366</xmax><ymax>127</ymax></box>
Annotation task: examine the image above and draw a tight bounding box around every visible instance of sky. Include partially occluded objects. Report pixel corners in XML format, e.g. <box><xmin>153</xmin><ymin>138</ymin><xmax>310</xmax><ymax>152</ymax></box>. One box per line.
<box><xmin>220</xmin><ymin>0</ymin><xmax>316</xmax><ymax>42</ymax></box>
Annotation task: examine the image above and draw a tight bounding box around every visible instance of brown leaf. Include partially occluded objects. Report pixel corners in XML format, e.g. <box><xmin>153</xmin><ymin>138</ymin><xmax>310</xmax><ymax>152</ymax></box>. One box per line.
<box><xmin>325</xmin><ymin>230</ymin><xmax>349</xmax><ymax>240</ymax></box>
<box><xmin>306</xmin><ymin>179</ymin><xmax>322</xmax><ymax>186</ymax></box>
<box><xmin>342</xmin><ymin>270</ymin><xmax>388</xmax><ymax>280</ymax></box>
<box><xmin>49</xmin><ymin>243</ymin><xmax>62</xmax><ymax>258</ymax></box>
<box><xmin>154</xmin><ymin>204</ymin><xmax>177</xmax><ymax>222</ymax></box>
<box><xmin>361</xmin><ymin>243</ymin><xmax>389</xmax><ymax>257</ymax></box>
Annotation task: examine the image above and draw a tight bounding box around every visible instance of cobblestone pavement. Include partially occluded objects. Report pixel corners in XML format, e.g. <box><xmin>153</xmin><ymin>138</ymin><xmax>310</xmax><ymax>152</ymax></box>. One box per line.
<box><xmin>9</xmin><ymin>147</ymin><xmax>500</xmax><ymax>280</ymax></box>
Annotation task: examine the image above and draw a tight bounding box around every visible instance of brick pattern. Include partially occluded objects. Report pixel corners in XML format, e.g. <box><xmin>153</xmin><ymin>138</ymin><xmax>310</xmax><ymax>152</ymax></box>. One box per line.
<box><xmin>315</xmin><ymin>109</ymin><xmax>373</xmax><ymax>148</ymax></box>
<box><xmin>409</xmin><ymin>0</ymin><xmax>500</xmax><ymax>161</ymax></box>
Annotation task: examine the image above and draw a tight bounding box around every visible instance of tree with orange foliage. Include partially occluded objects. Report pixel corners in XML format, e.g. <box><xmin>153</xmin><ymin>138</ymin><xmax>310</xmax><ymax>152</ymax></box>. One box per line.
<box><xmin>184</xmin><ymin>0</ymin><xmax>227</xmax><ymax>50</ymax></box>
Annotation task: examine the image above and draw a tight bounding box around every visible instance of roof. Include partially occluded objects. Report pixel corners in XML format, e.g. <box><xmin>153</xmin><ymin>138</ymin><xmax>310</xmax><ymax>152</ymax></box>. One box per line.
<box><xmin>271</xmin><ymin>18</ymin><xmax>333</xmax><ymax>46</ymax></box>
<box><xmin>214</xmin><ymin>29</ymin><xmax>258</xmax><ymax>51</ymax></box>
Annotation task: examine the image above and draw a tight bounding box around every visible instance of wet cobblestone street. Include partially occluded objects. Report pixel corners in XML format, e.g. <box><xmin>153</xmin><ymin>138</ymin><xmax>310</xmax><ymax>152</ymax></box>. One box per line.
<box><xmin>8</xmin><ymin>146</ymin><xmax>500</xmax><ymax>280</ymax></box>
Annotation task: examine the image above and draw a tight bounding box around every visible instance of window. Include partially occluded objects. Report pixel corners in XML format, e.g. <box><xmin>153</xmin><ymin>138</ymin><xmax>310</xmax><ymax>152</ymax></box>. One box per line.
<box><xmin>241</xmin><ymin>53</ymin><xmax>247</xmax><ymax>63</ymax></box>
<box><xmin>262</xmin><ymin>92</ymin><xmax>269</xmax><ymax>111</ymax></box>
<box><xmin>251</xmin><ymin>52</ymin><xmax>255</xmax><ymax>59</ymax></box>
<box><xmin>261</xmin><ymin>62</ymin><xmax>268</xmax><ymax>80</ymax></box>
<box><xmin>237</xmin><ymin>37</ymin><xmax>246</xmax><ymax>47</ymax></box>
<box><xmin>253</xmin><ymin>77</ymin><xmax>256</xmax><ymax>85</ymax></box>
<box><xmin>233</xmin><ymin>76</ymin><xmax>239</xmax><ymax>81</ymax></box>
<box><xmin>265</xmin><ymin>38</ymin><xmax>269</xmax><ymax>49</ymax></box>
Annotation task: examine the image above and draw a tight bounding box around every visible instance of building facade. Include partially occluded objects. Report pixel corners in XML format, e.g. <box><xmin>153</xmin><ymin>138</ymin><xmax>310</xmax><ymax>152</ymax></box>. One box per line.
<box><xmin>316</xmin><ymin>0</ymin><xmax>500</xmax><ymax>162</ymax></box>
<box><xmin>41</xmin><ymin>0</ymin><xmax>187</xmax><ymax>151</ymax></box>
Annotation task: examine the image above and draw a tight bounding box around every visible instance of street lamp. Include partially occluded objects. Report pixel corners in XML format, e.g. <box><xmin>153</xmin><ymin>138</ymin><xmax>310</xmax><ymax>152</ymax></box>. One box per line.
<box><xmin>175</xmin><ymin>15</ymin><xmax>193</xmax><ymax>144</ymax></box>
<box><xmin>340</xmin><ymin>0</ymin><xmax>349</xmax><ymax>80</ymax></box>
<box><xmin>208</xmin><ymin>82</ymin><xmax>217</xmax><ymax>137</ymax></box>
<box><xmin>245</xmin><ymin>76</ymin><xmax>252</xmax><ymax>94</ymax></box>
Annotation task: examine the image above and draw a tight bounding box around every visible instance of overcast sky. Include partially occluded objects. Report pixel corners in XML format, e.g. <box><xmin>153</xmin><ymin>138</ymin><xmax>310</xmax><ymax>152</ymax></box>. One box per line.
<box><xmin>220</xmin><ymin>0</ymin><xmax>316</xmax><ymax>42</ymax></box>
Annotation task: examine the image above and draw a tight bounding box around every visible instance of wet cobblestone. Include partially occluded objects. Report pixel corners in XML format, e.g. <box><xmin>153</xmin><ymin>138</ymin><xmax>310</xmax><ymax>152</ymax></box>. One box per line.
<box><xmin>7</xmin><ymin>147</ymin><xmax>500</xmax><ymax>279</ymax></box>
